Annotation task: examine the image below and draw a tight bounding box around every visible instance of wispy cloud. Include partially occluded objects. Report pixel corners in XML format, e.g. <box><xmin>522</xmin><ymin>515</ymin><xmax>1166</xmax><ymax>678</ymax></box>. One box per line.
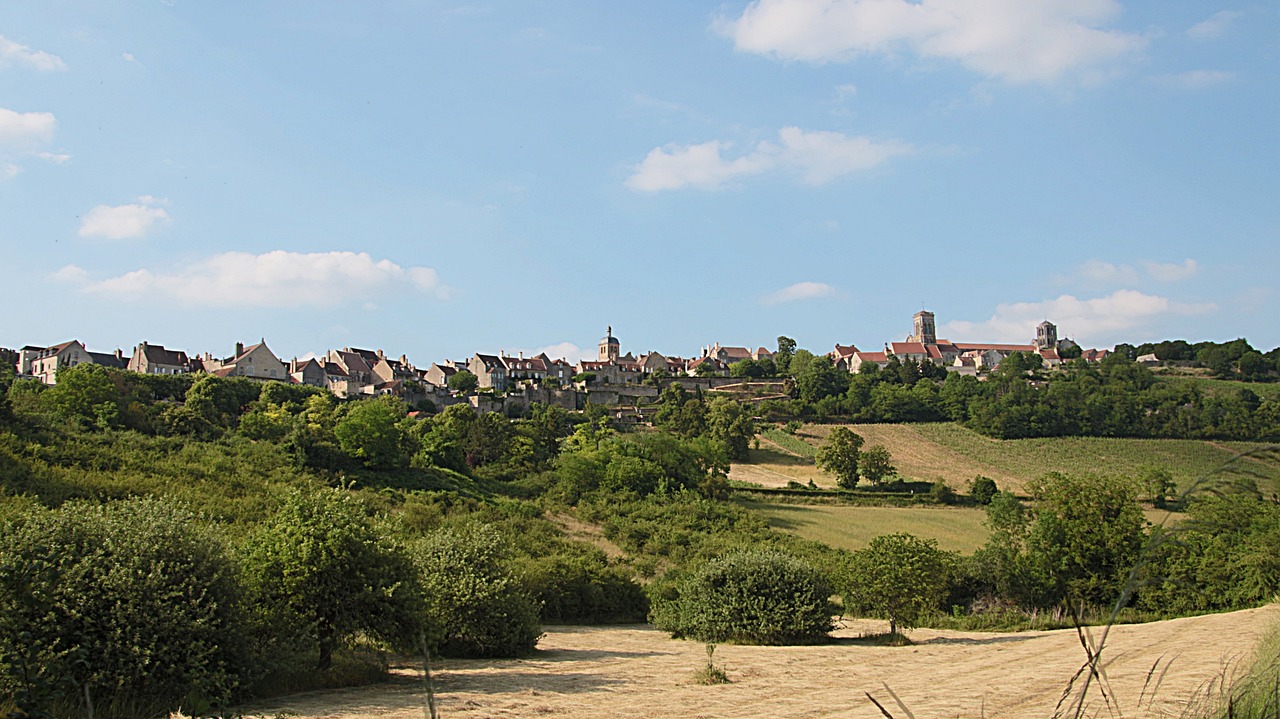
<box><xmin>81</xmin><ymin>250</ymin><xmax>452</xmax><ymax>307</ymax></box>
<box><xmin>50</xmin><ymin>264</ymin><xmax>89</xmax><ymax>283</ymax></box>
<box><xmin>1187</xmin><ymin>10</ymin><xmax>1242</xmax><ymax>41</ymax></box>
<box><xmin>717</xmin><ymin>0</ymin><xmax>1146</xmax><ymax>85</ymax></box>
<box><xmin>79</xmin><ymin>196</ymin><xmax>171</xmax><ymax>239</ymax></box>
<box><xmin>627</xmin><ymin>127</ymin><xmax>912</xmax><ymax>191</ymax></box>
<box><xmin>1154</xmin><ymin>70</ymin><xmax>1235</xmax><ymax>90</ymax></box>
<box><xmin>1142</xmin><ymin>259</ymin><xmax>1198</xmax><ymax>282</ymax></box>
<box><xmin>942</xmin><ymin>290</ymin><xmax>1216</xmax><ymax>346</ymax></box>
<box><xmin>0</xmin><ymin>35</ymin><xmax>67</xmax><ymax>72</ymax></box>
<box><xmin>1063</xmin><ymin>258</ymin><xmax>1198</xmax><ymax>289</ymax></box>
<box><xmin>763</xmin><ymin>281</ymin><xmax>839</xmax><ymax>305</ymax></box>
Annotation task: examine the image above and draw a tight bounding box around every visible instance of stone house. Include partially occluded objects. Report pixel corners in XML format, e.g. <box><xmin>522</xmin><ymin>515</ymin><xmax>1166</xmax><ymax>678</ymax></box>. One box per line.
<box><xmin>26</xmin><ymin>340</ymin><xmax>91</xmax><ymax>384</ymax></box>
<box><xmin>288</xmin><ymin>357</ymin><xmax>328</xmax><ymax>387</ymax></box>
<box><xmin>469</xmin><ymin>353</ymin><xmax>508</xmax><ymax>391</ymax></box>
<box><xmin>202</xmin><ymin>341</ymin><xmax>287</xmax><ymax>382</ymax></box>
<box><xmin>127</xmin><ymin>342</ymin><xmax>191</xmax><ymax>375</ymax></box>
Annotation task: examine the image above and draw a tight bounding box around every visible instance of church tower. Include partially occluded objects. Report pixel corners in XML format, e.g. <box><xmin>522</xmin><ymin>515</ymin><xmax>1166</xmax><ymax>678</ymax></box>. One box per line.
<box><xmin>910</xmin><ymin>310</ymin><xmax>936</xmax><ymax>345</ymax></box>
<box><xmin>1035</xmin><ymin>320</ymin><xmax>1058</xmax><ymax>350</ymax></box>
<box><xmin>598</xmin><ymin>326</ymin><xmax>620</xmax><ymax>362</ymax></box>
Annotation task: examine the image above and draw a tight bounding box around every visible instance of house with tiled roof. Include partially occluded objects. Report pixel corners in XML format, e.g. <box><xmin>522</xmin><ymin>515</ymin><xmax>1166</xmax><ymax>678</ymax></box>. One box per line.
<box><xmin>686</xmin><ymin>356</ymin><xmax>729</xmax><ymax>377</ymax></box>
<box><xmin>127</xmin><ymin>342</ymin><xmax>191</xmax><ymax>375</ymax></box>
<box><xmin>201</xmin><ymin>341</ymin><xmax>287</xmax><ymax>382</ymax></box>
<box><xmin>849</xmin><ymin>351</ymin><xmax>890</xmax><ymax>373</ymax></box>
<box><xmin>469</xmin><ymin>353</ymin><xmax>508</xmax><ymax>390</ymax></box>
<box><xmin>288</xmin><ymin>357</ymin><xmax>327</xmax><ymax>387</ymax></box>
<box><xmin>26</xmin><ymin>340</ymin><xmax>90</xmax><ymax>384</ymax></box>
<box><xmin>829</xmin><ymin>343</ymin><xmax>860</xmax><ymax>371</ymax></box>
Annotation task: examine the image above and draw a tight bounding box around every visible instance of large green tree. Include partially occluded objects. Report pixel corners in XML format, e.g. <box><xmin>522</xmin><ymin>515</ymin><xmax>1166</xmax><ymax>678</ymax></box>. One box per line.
<box><xmin>816</xmin><ymin>427</ymin><xmax>864</xmax><ymax>489</ymax></box>
<box><xmin>858</xmin><ymin>444</ymin><xmax>896</xmax><ymax>487</ymax></box>
<box><xmin>242</xmin><ymin>488</ymin><xmax>420</xmax><ymax>670</ymax></box>
<box><xmin>845</xmin><ymin>533</ymin><xmax>954</xmax><ymax>636</ymax></box>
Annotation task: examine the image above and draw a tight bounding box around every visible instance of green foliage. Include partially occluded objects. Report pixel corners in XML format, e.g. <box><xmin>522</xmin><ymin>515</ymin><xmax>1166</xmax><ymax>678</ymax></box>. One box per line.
<box><xmin>651</xmin><ymin>549</ymin><xmax>834</xmax><ymax>645</ymax></box>
<box><xmin>859</xmin><ymin>444</ymin><xmax>896</xmax><ymax>487</ymax></box>
<box><xmin>516</xmin><ymin>552</ymin><xmax>648</xmax><ymax>624</ymax></box>
<box><xmin>242</xmin><ymin>487</ymin><xmax>420</xmax><ymax>671</ymax></box>
<box><xmin>0</xmin><ymin>498</ymin><xmax>246</xmax><ymax>717</ymax></box>
<box><xmin>335</xmin><ymin>396</ymin><xmax>409</xmax><ymax>469</ymax></box>
<box><xmin>968</xmin><ymin>475</ymin><xmax>998</xmax><ymax>505</ymax></box>
<box><xmin>815</xmin><ymin>426</ymin><xmax>863</xmax><ymax>489</ymax></box>
<box><xmin>845</xmin><ymin>533</ymin><xmax>955</xmax><ymax>636</ymax></box>
<box><xmin>706</xmin><ymin>396</ymin><xmax>755</xmax><ymax>460</ymax></box>
<box><xmin>41</xmin><ymin>363</ymin><xmax>121</xmax><ymax>430</ymax></box>
<box><xmin>413</xmin><ymin>524</ymin><xmax>542</xmax><ymax>658</ymax></box>
<box><xmin>448</xmin><ymin>370</ymin><xmax>479</xmax><ymax>394</ymax></box>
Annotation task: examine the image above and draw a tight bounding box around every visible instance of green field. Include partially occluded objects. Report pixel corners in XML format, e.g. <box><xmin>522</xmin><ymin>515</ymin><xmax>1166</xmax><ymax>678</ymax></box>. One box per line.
<box><xmin>740</xmin><ymin>500</ymin><xmax>990</xmax><ymax>553</ymax></box>
<box><xmin>1159</xmin><ymin>374</ymin><xmax>1280</xmax><ymax>402</ymax></box>
<box><xmin>737</xmin><ymin>422</ymin><xmax>1280</xmax><ymax>495</ymax></box>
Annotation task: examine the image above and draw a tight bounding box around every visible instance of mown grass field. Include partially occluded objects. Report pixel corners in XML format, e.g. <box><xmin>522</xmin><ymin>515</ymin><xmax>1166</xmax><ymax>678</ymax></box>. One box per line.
<box><xmin>1159</xmin><ymin>374</ymin><xmax>1280</xmax><ymax>402</ymax></box>
<box><xmin>733</xmin><ymin>421</ymin><xmax>1280</xmax><ymax>495</ymax></box>
<box><xmin>740</xmin><ymin>500</ymin><xmax>990</xmax><ymax>553</ymax></box>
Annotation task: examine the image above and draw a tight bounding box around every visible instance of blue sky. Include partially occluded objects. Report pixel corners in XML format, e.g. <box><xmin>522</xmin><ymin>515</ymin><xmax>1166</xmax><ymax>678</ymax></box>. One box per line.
<box><xmin>2</xmin><ymin>1</ymin><xmax>1277</xmax><ymax>365</ymax></box>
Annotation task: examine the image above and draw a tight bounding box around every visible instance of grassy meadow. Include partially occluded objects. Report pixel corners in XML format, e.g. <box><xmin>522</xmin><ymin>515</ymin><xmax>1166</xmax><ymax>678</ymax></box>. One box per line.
<box><xmin>740</xmin><ymin>500</ymin><xmax>990</xmax><ymax>553</ymax></box>
<box><xmin>734</xmin><ymin>421</ymin><xmax>1280</xmax><ymax>495</ymax></box>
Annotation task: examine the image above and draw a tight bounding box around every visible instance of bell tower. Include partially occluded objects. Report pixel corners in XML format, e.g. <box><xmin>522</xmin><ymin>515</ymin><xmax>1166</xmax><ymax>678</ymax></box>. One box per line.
<box><xmin>598</xmin><ymin>326</ymin><xmax>620</xmax><ymax>362</ymax></box>
<box><xmin>910</xmin><ymin>310</ymin><xmax>936</xmax><ymax>345</ymax></box>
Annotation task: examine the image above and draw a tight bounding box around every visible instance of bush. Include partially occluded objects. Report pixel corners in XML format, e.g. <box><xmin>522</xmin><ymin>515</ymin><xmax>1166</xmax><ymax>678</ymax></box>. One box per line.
<box><xmin>0</xmin><ymin>498</ymin><xmax>247</xmax><ymax>717</ymax></box>
<box><xmin>968</xmin><ymin>476</ymin><xmax>998</xmax><ymax>505</ymax></box>
<box><xmin>651</xmin><ymin>549</ymin><xmax>834</xmax><ymax>645</ymax></box>
<box><xmin>413</xmin><ymin>524</ymin><xmax>543</xmax><ymax>658</ymax></box>
<box><xmin>517</xmin><ymin>553</ymin><xmax>649</xmax><ymax>624</ymax></box>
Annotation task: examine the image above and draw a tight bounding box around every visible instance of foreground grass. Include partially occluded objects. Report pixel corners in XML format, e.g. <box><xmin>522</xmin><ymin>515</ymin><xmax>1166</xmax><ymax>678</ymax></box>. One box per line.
<box><xmin>740</xmin><ymin>500</ymin><xmax>989</xmax><ymax>553</ymax></box>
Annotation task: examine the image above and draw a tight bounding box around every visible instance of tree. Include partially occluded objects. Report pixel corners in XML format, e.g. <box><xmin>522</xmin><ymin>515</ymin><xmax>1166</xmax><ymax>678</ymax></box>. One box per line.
<box><xmin>845</xmin><ymin>533</ymin><xmax>953</xmax><ymax>636</ymax></box>
<box><xmin>859</xmin><ymin>444</ymin><xmax>896</xmax><ymax>487</ymax></box>
<box><xmin>334</xmin><ymin>396</ymin><xmax>409</xmax><ymax>469</ymax></box>
<box><xmin>775</xmin><ymin>336</ymin><xmax>797</xmax><ymax>375</ymax></box>
<box><xmin>795</xmin><ymin>355</ymin><xmax>850</xmax><ymax>402</ymax></box>
<box><xmin>1025</xmin><ymin>472</ymin><xmax>1146</xmax><ymax>608</ymax></box>
<box><xmin>448</xmin><ymin>370</ymin><xmax>479</xmax><ymax>394</ymax></box>
<box><xmin>41</xmin><ymin>363</ymin><xmax>120</xmax><ymax>429</ymax></box>
<box><xmin>968</xmin><ymin>476</ymin><xmax>999</xmax><ymax>505</ymax></box>
<box><xmin>816</xmin><ymin>427</ymin><xmax>864</xmax><ymax>489</ymax></box>
<box><xmin>706</xmin><ymin>396</ymin><xmax>754</xmax><ymax>460</ymax></box>
<box><xmin>1138</xmin><ymin>465</ymin><xmax>1175</xmax><ymax>509</ymax></box>
<box><xmin>243</xmin><ymin>488</ymin><xmax>420</xmax><ymax>670</ymax></box>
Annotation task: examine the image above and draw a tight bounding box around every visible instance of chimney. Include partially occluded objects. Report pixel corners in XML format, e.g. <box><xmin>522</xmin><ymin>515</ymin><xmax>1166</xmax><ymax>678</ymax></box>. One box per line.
<box><xmin>519</xmin><ymin>351</ymin><xmax>524</xmax><ymax>359</ymax></box>
<box><xmin>114</xmin><ymin>348</ymin><xmax>123</xmax><ymax>360</ymax></box>
<box><xmin>377</xmin><ymin>349</ymin><xmax>385</xmax><ymax>359</ymax></box>
<box><xmin>235</xmin><ymin>342</ymin><xmax>244</xmax><ymax>357</ymax></box>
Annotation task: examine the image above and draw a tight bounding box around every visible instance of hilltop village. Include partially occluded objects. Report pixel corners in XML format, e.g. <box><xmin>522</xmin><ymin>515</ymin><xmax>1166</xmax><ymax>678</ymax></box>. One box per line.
<box><xmin>7</xmin><ymin>310</ymin><xmax>1106</xmax><ymax>417</ymax></box>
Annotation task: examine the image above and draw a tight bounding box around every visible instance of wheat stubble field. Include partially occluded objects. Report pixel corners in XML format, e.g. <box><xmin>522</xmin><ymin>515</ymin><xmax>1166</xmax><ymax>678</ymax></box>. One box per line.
<box><xmin>246</xmin><ymin>605</ymin><xmax>1278</xmax><ymax>719</ymax></box>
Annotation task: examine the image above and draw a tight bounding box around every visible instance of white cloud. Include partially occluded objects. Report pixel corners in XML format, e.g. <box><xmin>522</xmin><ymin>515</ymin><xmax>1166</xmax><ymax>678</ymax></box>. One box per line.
<box><xmin>941</xmin><ymin>290</ymin><xmax>1216</xmax><ymax>345</ymax></box>
<box><xmin>0</xmin><ymin>108</ymin><xmax>57</xmax><ymax>149</ymax></box>
<box><xmin>0</xmin><ymin>107</ymin><xmax>62</xmax><ymax>178</ymax></box>
<box><xmin>122</xmin><ymin>52</ymin><xmax>136</xmax><ymax>62</ymax></box>
<box><xmin>1154</xmin><ymin>70</ymin><xmax>1235</xmax><ymax>90</ymax></box>
<box><xmin>50</xmin><ymin>264</ymin><xmax>89</xmax><ymax>283</ymax></box>
<box><xmin>0</xmin><ymin>35</ymin><xmax>67</xmax><ymax>72</ymax></box>
<box><xmin>84</xmin><ymin>250</ymin><xmax>452</xmax><ymax>307</ymax></box>
<box><xmin>78</xmin><ymin>197</ymin><xmax>171</xmax><ymax>239</ymax></box>
<box><xmin>1142</xmin><ymin>258</ymin><xmax>1198</xmax><ymax>282</ymax></box>
<box><xmin>627</xmin><ymin>126</ymin><xmax>912</xmax><ymax>191</ymax></box>
<box><xmin>529</xmin><ymin>342</ymin><xmax>596</xmax><ymax>363</ymax></box>
<box><xmin>718</xmin><ymin>0</ymin><xmax>1146</xmax><ymax>84</ymax></box>
<box><xmin>1187</xmin><ymin>11</ymin><xmax>1242</xmax><ymax>41</ymax></box>
<box><xmin>763</xmin><ymin>281</ymin><xmax>839</xmax><ymax>305</ymax></box>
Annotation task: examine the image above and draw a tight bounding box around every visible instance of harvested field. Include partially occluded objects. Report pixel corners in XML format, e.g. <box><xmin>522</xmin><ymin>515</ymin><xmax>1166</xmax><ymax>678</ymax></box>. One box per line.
<box><xmin>245</xmin><ymin>605</ymin><xmax>1278</xmax><ymax>719</ymax></box>
<box><xmin>744</xmin><ymin>501</ymin><xmax>990</xmax><ymax>553</ymax></box>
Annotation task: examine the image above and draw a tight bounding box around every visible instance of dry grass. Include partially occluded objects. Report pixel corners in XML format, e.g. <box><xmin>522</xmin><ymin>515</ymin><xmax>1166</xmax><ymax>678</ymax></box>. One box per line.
<box><xmin>241</xmin><ymin>605</ymin><xmax>1280</xmax><ymax>719</ymax></box>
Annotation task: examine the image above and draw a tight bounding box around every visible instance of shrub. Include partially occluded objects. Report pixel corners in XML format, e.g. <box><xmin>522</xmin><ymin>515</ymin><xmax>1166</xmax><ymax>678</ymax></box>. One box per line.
<box><xmin>651</xmin><ymin>549</ymin><xmax>834</xmax><ymax>645</ymax></box>
<box><xmin>413</xmin><ymin>524</ymin><xmax>542</xmax><ymax>658</ymax></box>
<box><xmin>968</xmin><ymin>475</ymin><xmax>998</xmax><ymax>505</ymax></box>
<box><xmin>0</xmin><ymin>498</ymin><xmax>247</xmax><ymax>717</ymax></box>
<box><xmin>517</xmin><ymin>552</ymin><xmax>649</xmax><ymax>624</ymax></box>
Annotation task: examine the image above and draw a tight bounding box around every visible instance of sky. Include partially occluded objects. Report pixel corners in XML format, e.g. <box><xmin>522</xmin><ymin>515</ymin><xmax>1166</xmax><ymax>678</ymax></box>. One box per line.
<box><xmin>2</xmin><ymin>1</ymin><xmax>1278</xmax><ymax>365</ymax></box>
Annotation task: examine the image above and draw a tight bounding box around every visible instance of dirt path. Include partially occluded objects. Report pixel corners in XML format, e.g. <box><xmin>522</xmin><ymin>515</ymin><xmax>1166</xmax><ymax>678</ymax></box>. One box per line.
<box><xmin>244</xmin><ymin>605</ymin><xmax>1278</xmax><ymax>719</ymax></box>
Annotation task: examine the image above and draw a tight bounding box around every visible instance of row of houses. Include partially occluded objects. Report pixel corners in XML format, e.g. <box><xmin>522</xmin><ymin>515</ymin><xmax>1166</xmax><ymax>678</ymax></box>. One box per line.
<box><xmin>7</xmin><ymin>314</ymin><xmax>1108</xmax><ymax>401</ymax></box>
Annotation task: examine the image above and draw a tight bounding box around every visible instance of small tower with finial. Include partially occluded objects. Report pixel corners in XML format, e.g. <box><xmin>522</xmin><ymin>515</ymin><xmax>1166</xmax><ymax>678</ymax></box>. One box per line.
<box><xmin>598</xmin><ymin>325</ymin><xmax>620</xmax><ymax>362</ymax></box>
<box><xmin>910</xmin><ymin>309</ymin><xmax>936</xmax><ymax>345</ymax></box>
